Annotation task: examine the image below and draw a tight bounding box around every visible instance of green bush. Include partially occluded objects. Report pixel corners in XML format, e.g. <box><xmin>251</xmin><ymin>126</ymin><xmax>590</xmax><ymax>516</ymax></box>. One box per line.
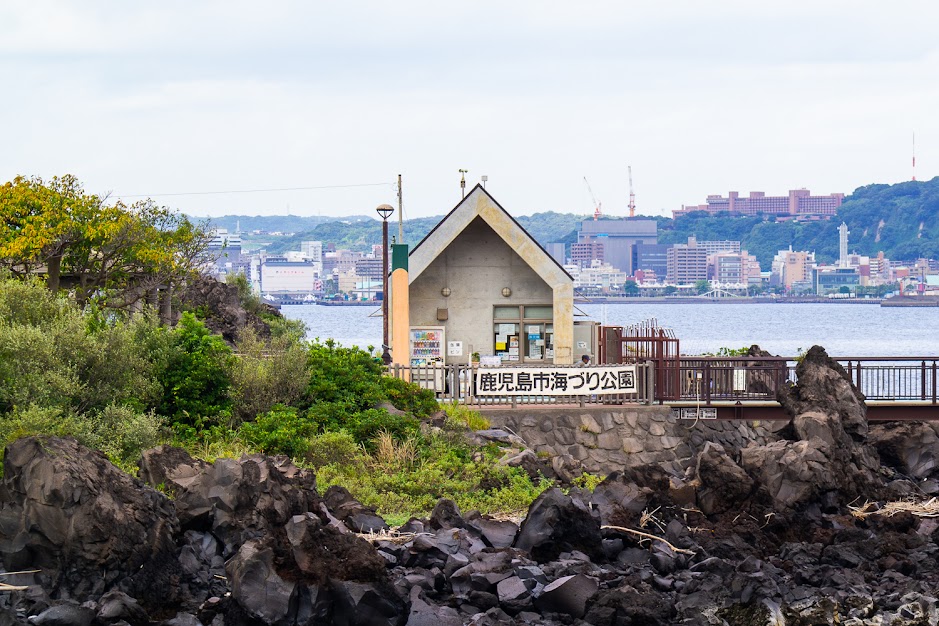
<box><xmin>346</xmin><ymin>408</ymin><xmax>419</xmax><ymax>448</ymax></box>
<box><xmin>229</xmin><ymin>328</ymin><xmax>308</xmax><ymax>424</ymax></box>
<box><xmin>379</xmin><ymin>375</ymin><xmax>439</xmax><ymax>417</ymax></box>
<box><xmin>306</xmin><ymin>430</ymin><xmax>360</xmax><ymax>467</ymax></box>
<box><xmin>158</xmin><ymin>312</ymin><xmax>234</xmax><ymax>429</ymax></box>
<box><xmin>304</xmin><ymin>340</ymin><xmax>384</xmax><ymax>411</ymax></box>
<box><xmin>238</xmin><ymin>405</ymin><xmax>318</xmax><ymax>458</ymax></box>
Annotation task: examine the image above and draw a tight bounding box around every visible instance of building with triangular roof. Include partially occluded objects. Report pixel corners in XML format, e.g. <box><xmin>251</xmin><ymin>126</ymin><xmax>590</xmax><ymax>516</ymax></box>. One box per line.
<box><xmin>398</xmin><ymin>184</ymin><xmax>575</xmax><ymax>365</ymax></box>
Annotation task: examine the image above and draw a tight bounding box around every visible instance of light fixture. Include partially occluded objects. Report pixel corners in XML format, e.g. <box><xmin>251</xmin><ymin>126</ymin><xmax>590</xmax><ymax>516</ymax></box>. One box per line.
<box><xmin>502</xmin><ymin>287</ymin><xmax>512</xmax><ymax>297</ymax></box>
<box><xmin>441</xmin><ymin>287</ymin><xmax>451</xmax><ymax>297</ymax></box>
<box><xmin>375</xmin><ymin>204</ymin><xmax>394</xmax><ymax>220</ymax></box>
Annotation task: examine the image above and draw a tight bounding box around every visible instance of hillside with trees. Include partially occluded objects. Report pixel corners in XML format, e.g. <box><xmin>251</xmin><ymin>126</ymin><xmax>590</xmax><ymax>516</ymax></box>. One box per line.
<box><xmin>661</xmin><ymin>177</ymin><xmax>939</xmax><ymax>267</ymax></box>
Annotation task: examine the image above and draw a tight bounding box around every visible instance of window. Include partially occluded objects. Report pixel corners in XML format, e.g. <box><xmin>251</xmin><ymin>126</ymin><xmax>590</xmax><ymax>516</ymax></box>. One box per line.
<box><xmin>493</xmin><ymin>305</ymin><xmax>554</xmax><ymax>362</ymax></box>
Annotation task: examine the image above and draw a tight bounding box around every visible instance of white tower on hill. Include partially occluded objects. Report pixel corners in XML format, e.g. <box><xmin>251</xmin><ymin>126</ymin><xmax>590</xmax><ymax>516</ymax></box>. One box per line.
<box><xmin>838</xmin><ymin>222</ymin><xmax>849</xmax><ymax>267</ymax></box>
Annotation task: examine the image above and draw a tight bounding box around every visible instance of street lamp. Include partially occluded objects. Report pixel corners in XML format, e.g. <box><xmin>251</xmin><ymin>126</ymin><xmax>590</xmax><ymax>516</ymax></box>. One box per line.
<box><xmin>376</xmin><ymin>204</ymin><xmax>394</xmax><ymax>364</ymax></box>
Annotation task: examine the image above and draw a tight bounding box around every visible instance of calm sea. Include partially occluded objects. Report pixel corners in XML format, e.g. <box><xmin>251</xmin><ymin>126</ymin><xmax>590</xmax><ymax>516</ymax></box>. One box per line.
<box><xmin>282</xmin><ymin>302</ymin><xmax>939</xmax><ymax>357</ymax></box>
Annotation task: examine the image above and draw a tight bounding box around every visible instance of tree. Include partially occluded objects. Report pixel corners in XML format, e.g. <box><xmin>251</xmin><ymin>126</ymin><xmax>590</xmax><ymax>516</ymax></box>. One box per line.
<box><xmin>695</xmin><ymin>279</ymin><xmax>710</xmax><ymax>295</ymax></box>
<box><xmin>623</xmin><ymin>280</ymin><xmax>640</xmax><ymax>296</ymax></box>
<box><xmin>663</xmin><ymin>285</ymin><xmax>678</xmax><ymax>296</ymax></box>
<box><xmin>0</xmin><ymin>175</ymin><xmax>211</xmax><ymax>314</ymax></box>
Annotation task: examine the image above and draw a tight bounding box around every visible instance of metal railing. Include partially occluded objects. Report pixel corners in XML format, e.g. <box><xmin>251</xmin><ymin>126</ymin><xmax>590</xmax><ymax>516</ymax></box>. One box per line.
<box><xmin>654</xmin><ymin>356</ymin><xmax>939</xmax><ymax>404</ymax></box>
<box><xmin>386</xmin><ymin>362</ymin><xmax>656</xmax><ymax>407</ymax></box>
<box><xmin>388</xmin><ymin>358</ymin><xmax>939</xmax><ymax>408</ymax></box>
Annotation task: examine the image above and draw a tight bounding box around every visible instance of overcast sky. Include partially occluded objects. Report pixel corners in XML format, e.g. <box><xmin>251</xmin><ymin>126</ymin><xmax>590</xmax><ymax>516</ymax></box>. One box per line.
<box><xmin>2</xmin><ymin>1</ymin><xmax>937</xmax><ymax>221</ymax></box>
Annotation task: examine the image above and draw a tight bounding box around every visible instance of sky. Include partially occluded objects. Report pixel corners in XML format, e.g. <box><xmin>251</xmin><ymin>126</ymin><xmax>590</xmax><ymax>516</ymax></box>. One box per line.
<box><xmin>2</xmin><ymin>1</ymin><xmax>938</xmax><ymax>221</ymax></box>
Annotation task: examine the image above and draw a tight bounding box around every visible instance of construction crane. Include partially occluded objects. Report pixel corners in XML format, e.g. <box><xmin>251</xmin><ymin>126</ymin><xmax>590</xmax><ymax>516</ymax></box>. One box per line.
<box><xmin>628</xmin><ymin>166</ymin><xmax>636</xmax><ymax>218</ymax></box>
<box><xmin>583</xmin><ymin>177</ymin><xmax>601</xmax><ymax>220</ymax></box>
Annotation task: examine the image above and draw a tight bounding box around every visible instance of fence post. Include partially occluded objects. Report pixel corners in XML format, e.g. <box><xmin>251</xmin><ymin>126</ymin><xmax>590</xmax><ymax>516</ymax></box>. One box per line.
<box><xmin>923</xmin><ymin>361</ymin><xmax>928</xmax><ymax>401</ymax></box>
<box><xmin>646</xmin><ymin>362</ymin><xmax>654</xmax><ymax>406</ymax></box>
<box><xmin>704</xmin><ymin>360</ymin><xmax>711</xmax><ymax>405</ymax></box>
<box><xmin>933</xmin><ymin>360</ymin><xmax>937</xmax><ymax>405</ymax></box>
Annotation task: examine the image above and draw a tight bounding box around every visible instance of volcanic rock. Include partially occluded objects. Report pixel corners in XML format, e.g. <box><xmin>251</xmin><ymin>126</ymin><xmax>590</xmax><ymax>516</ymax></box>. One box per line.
<box><xmin>513</xmin><ymin>488</ymin><xmax>602</xmax><ymax>563</ymax></box>
<box><xmin>0</xmin><ymin>437</ymin><xmax>182</xmax><ymax>610</ymax></box>
<box><xmin>323</xmin><ymin>485</ymin><xmax>389</xmax><ymax>533</ymax></box>
<box><xmin>137</xmin><ymin>446</ymin><xmax>318</xmax><ymax>555</ymax></box>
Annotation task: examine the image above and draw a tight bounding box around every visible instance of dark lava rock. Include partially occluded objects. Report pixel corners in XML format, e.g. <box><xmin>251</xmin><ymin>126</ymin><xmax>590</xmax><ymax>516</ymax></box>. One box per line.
<box><xmin>465</xmin><ymin>512</ymin><xmax>518</xmax><ymax>549</ymax></box>
<box><xmin>26</xmin><ymin>604</ymin><xmax>95</xmax><ymax>626</ymax></box>
<box><xmin>532</xmin><ymin>574</ymin><xmax>598</xmax><ymax>619</ymax></box>
<box><xmin>137</xmin><ymin>446</ymin><xmax>318</xmax><ymax>555</ymax></box>
<box><xmin>95</xmin><ymin>590</ymin><xmax>149</xmax><ymax>626</ymax></box>
<box><xmin>513</xmin><ymin>488</ymin><xmax>602</xmax><ymax>563</ymax></box>
<box><xmin>868</xmin><ymin>421</ymin><xmax>939</xmax><ymax>479</ymax></box>
<box><xmin>694</xmin><ymin>441</ymin><xmax>754</xmax><ymax>516</ymax></box>
<box><xmin>0</xmin><ymin>437</ymin><xmax>183</xmax><ymax>611</ymax></box>
<box><xmin>589</xmin><ymin>471</ymin><xmax>652</xmax><ymax>527</ymax></box>
<box><xmin>177</xmin><ymin>274</ymin><xmax>278</xmax><ymax>344</ymax></box>
<box><xmin>323</xmin><ymin>485</ymin><xmax>389</xmax><ymax>533</ymax></box>
<box><xmin>429</xmin><ymin>498</ymin><xmax>465</xmax><ymax>530</ymax></box>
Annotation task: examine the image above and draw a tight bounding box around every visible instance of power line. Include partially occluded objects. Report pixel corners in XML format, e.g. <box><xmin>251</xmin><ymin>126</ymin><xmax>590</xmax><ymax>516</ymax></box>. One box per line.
<box><xmin>115</xmin><ymin>181</ymin><xmax>394</xmax><ymax>199</ymax></box>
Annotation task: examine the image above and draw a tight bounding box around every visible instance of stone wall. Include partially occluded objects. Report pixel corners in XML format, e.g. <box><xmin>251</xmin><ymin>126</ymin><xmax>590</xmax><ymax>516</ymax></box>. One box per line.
<box><xmin>483</xmin><ymin>406</ymin><xmax>788</xmax><ymax>476</ymax></box>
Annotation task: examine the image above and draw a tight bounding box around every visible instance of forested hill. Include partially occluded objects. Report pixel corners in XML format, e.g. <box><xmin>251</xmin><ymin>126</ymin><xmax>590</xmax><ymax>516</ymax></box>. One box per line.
<box><xmin>258</xmin><ymin>211</ymin><xmax>590</xmax><ymax>254</ymax></box>
<box><xmin>660</xmin><ymin>177</ymin><xmax>939</xmax><ymax>267</ymax></box>
<box><xmin>205</xmin><ymin>178</ymin><xmax>939</xmax><ymax>268</ymax></box>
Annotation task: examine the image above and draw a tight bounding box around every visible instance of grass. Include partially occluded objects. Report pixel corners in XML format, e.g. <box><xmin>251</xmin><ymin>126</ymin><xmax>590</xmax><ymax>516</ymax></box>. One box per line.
<box><xmin>442</xmin><ymin>402</ymin><xmax>490</xmax><ymax>431</ymax></box>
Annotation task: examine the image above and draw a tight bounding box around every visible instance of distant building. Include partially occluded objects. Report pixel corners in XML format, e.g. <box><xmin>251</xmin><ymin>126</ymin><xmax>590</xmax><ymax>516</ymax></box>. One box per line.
<box><xmin>300</xmin><ymin>241</ymin><xmax>323</xmax><ymax>263</ymax></box>
<box><xmin>355</xmin><ymin>258</ymin><xmax>384</xmax><ymax>282</ymax></box>
<box><xmin>207</xmin><ymin>228</ymin><xmax>243</xmax><ymax>271</ymax></box>
<box><xmin>709</xmin><ymin>251</ymin><xmax>761</xmax><ymax>285</ymax></box>
<box><xmin>696</xmin><ymin>240</ymin><xmax>741</xmax><ymax>256</ymax></box>
<box><xmin>771</xmin><ymin>249</ymin><xmax>816</xmax><ymax>290</ymax></box>
<box><xmin>576</xmin><ymin>218</ymin><xmax>658</xmax><ymax>274</ymax></box>
<box><xmin>260</xmin><ymin>256</ymin><xmax>317</xmax><ymax>294</ymax></box>
<box><xmin>633</xmin><ymin>243</ymin><xmax>669</xmax><ymax>280</ymax></box>
<box><xmin>675</xmin><ymin>189</ymin><xmax>844</xmax><ymax>220</ymax></box>
<box><xmin>544</xmin><ymin>243</ymin><xmax>566</xmax><ymax>266</ymax></box>
<box><xmin>814</xmin><ymin>266</ymin><xmax>860</xmax><ymax>295</ymax></box>
<box><xmin>570</xmin><ymin>241</ymin><xmax>604</xmax><ymax>268</ymax></box>
<box><xmin>666</xmin><ymin>236</ymin><xmax>708</xmax><ymax>283</ymax></box>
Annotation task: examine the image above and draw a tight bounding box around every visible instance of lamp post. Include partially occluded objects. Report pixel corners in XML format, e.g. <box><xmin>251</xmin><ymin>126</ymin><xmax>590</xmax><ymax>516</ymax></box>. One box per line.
<box><xmin>376</xmin><ymin>204</ymin><xmax>394</xmax><ymax>364</ymax></box>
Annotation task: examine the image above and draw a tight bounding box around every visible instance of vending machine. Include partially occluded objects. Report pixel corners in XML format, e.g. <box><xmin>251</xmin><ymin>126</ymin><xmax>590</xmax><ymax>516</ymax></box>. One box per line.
<box><xmin>409</xmin><ymin>326</ymin><xmax>446</xmax><ymax>391</ymax></box>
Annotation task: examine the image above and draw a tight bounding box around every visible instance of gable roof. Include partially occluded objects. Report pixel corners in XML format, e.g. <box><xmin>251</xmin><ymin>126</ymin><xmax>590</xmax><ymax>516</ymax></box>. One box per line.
<box><xmin>409</xmin><ymin>184</ymin><xmax>572</xmax><ymax>286</ymax></box>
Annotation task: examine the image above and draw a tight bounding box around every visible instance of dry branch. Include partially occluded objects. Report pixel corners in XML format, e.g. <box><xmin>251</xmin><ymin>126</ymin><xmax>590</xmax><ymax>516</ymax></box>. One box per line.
<box><xmin>601</xmin><ymin>524</ymin><xmax>695</xmax><ymax>555</ymax></box>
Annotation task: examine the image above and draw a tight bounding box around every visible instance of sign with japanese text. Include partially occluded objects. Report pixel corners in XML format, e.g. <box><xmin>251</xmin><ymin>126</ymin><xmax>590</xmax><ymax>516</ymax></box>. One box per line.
<box><xmin>474</xmin><ymin>366</ymin><xmax>637</xmax><ymax>396</ymax></box>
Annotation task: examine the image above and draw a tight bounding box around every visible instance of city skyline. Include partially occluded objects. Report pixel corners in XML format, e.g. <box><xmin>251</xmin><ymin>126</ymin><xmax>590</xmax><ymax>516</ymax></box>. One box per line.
<box><xmin>2</xmin><ymin>2</ymin><xmax>937</xmax><ymax>219</ymax></box>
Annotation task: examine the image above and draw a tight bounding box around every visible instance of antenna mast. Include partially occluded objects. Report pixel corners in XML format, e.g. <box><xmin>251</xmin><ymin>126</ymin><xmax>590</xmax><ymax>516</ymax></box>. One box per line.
<box><xmin>913</xmin><ymin>131</ymin><xmax>917</xmax><ymax>182</ymax></box>
<box><xmin>397</xmin><ymin>174</ymin><xmax>404</xmax><ymax>242</ymax></box>
<box><xmin>627</xmin><ymin>165</ymin><xmax>636</xmax><ymax>218</ymax></box>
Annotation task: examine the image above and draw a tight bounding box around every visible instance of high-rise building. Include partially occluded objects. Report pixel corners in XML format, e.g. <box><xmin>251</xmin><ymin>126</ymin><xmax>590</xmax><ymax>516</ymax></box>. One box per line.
<box><xmin>675</xmin><ymin>189</ymin><xmax>844</xmax><ymax>219</ymax></box>
<box><xmin>576</xmin><ymin>218</ymin><xmax>658</xmax><ymax>274</ymax></box>
<box><xmin>633</xmin><ymin>243</ymin><xmax>670</xmax><ymax>280</ymax></box>
<box><xmin>666</xmin><ymin>237</ymin><xmax>708</xmax><ymax>283</ymax></box>
<box><xmin>570</xmin><ymin>241</ymin><xmax>604</xmax><ymax>268</ymax></box>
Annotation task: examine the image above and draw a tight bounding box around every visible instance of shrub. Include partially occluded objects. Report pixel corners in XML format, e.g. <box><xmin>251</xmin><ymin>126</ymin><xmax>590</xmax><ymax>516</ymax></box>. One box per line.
<box><xmin>88</xmin><ymin>404</ymin><xmax>164</xmax><ymax>463</ymax></box>
<box><xmin>304</xmin><ymin>340</ymin><xmax>384</xmax><ymax>411</ymax></box>
<box><xmin>379</xmin><ymin>375</ymin><xmax>439</xmax><ymax>417</ymax></box>
<box><xmin>345</xmin><ymin>408</ymin><xmax>419</xmax><ymax>448</ymax></box>
<box><xmin>158</xmin><ymin>312</ymin><xmax>234</xmax><ymax>429</ymax></box>
<box><xmin>238</xmin><ymin>405</ymin><xmax>318</xmax><ymax>459</ymax></box>
<box><xmin>306</xmin><ymin>430</ymin><xmax>360</xmax><ymax>467</ymax></box>
<box><xmin>229</xmin><ymin>328</ymin><xmax>308</xmax><ymax>424</ymax></box>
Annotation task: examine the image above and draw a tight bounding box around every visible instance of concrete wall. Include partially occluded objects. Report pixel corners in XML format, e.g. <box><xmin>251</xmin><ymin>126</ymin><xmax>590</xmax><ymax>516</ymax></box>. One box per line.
<box><xmin>484</xmin><ymin>406</ymin><xmax>787</xmax><ymax>476</ymax></box>
<box><xmin>411</xmin><ymin>217</ymin><xmax>553</xmax><ymax>365</ymax></box>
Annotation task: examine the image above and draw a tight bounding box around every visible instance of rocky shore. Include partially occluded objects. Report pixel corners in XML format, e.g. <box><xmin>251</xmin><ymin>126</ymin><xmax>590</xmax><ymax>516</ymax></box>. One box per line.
<box><xmin>2</xmin><ymin>346</ymin><xmax>939</xmax><ymax>625</ymax></box>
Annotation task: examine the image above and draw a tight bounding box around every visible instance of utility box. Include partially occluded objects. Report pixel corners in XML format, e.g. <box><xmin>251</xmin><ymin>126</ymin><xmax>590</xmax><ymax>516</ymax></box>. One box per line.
<box><xmin>573</xmin><ymin>320</ymin><xmax>599</xmax><ymax>362</ymax></box>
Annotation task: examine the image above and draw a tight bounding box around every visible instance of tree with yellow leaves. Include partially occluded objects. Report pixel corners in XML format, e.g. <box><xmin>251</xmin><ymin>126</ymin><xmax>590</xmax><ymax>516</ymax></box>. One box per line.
<box><xmin>0</xmin><ymin>175</ymin><xmax>211</xmax><ymax>315</ymax></box>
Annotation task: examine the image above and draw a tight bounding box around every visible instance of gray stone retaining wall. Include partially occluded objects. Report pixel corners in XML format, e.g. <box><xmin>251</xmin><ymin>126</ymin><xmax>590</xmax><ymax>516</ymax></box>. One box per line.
<box><xmin>482</xmin><ymin>406</ymin><xmax>789</xmax><ymax>476</ymax></box>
